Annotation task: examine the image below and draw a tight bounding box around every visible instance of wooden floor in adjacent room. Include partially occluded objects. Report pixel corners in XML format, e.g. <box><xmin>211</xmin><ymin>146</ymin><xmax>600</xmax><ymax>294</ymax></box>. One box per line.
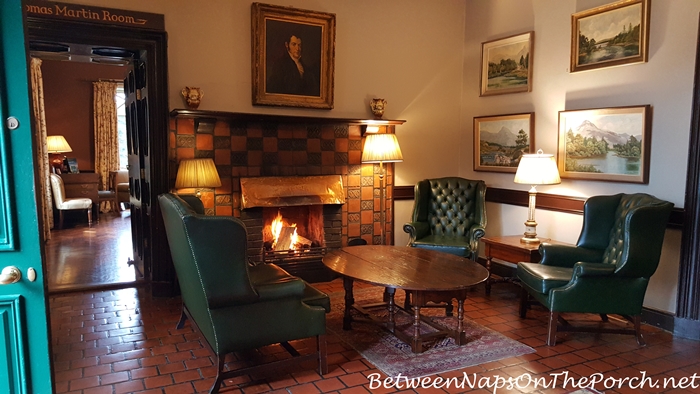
<box><xmin>47</xmin><ymin>217</ymin><xmax>700</xmax><ymax>394</ymax></box>
<box><xmin>45</xmin><ymin>209</ymin><xmax>139</xmax><ymax>294</ymax></box>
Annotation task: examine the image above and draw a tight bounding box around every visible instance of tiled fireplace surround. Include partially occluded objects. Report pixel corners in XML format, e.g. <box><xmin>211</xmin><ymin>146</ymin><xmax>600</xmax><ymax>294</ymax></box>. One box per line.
<box><xmin>169</xmin><ymin>113</ymin><xmax>398</xmax><ymax>264</ymax></box>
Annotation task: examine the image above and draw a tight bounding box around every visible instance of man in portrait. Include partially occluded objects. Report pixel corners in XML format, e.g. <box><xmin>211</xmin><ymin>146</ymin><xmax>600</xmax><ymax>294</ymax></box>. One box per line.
<box><xmin>266</xmin><ymin>23</ymin><xmax>321</xmax><ymax>96</ymax></box>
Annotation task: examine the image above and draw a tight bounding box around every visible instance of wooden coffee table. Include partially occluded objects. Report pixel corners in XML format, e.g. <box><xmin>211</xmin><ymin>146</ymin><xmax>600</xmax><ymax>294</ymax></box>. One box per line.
<box><xmin>323</xmin><ymin>245</ymin><xmax>489</xmax><ymax>353</ymax></box>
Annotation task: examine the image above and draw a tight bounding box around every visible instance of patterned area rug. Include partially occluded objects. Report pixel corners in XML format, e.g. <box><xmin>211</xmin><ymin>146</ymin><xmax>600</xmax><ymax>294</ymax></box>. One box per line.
<box><xmin>327</xmin><ymin>287</ymin><xmax>535</xmax><ymax>379</ymax></box>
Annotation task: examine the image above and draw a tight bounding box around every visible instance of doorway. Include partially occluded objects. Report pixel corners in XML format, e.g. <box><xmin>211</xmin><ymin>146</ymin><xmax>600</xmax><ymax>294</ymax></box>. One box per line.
<box><xmin>32</xmin><ymin>53</ymin><xmax>135</xmax><ymax>293</ymax></box>
<box><xmin>26</xmin><ymin>15</ymin><xmax>173</xmax><ymax>295</ymax></box>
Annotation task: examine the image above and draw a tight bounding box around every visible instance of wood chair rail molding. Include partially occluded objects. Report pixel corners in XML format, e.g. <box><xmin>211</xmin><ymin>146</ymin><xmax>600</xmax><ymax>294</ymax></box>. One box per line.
<box><xmin>394</xmin><ymin>186</ymin><xmax>684</xmax><ymax>229</ymax></box>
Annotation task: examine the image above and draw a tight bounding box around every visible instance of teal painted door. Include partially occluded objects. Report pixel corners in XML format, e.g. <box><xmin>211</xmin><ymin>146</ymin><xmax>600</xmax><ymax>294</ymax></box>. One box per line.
<box><xmin>0</xmin><ymin>1</ymin><xmax>54</xmax><ymax>393</ymax></box>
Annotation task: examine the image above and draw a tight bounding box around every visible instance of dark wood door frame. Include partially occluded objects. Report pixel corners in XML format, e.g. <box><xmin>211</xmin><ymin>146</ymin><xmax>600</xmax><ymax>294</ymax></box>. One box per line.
<box><xmin>26</xmin><ymin>17</ymin><xmax>176</xmax><ymax>296</ymax></box>
<box><xmin>676</xmin><ymin>13</ymin><xmax>700</xmax><ymax>340</ymax></box>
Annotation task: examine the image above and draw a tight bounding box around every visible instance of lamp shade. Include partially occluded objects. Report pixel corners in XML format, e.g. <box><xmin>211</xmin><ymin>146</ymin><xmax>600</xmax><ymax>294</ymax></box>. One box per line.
<box><xmin>514</xmin><ymin>150</ymin><xmax>561</xmax><ymax>186</ymax></box>
<box><xmin>46</xmin><ymin>135</ymin><xmax>73</xmax><ymax>154</ymax></box>
<box><xmin>361</xmin><ymin>133</ymin><xmax>404</xmax><ymax>163</ymax></box>
<box><xmin>175</xmin><ymin>158</ymin><xmax>222</xmax><ymax>189</ymax></box>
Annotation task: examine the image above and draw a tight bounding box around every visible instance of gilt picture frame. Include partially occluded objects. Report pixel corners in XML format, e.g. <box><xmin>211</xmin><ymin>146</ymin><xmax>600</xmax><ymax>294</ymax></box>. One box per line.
<box><xmin>480</xmin><ymin>32</ymin><xmax>533</xmax><ymax>96</ymax></box>
<box><xmin>571</xmin><ymin>0</ymin><xmax>650</xmax><ymax>73</ymax></box>
<box><xmin>251</xmin><ymin>2</ymin><xmax>336</xmax><ymax>109</ymax></box>
<box><xmin>557</xmin><ymin>105</ymin><xmax>651</xmax><ymax>183</ymax></box>
<box><xmin>474</xmin><ymin>112</ymin><xmax>535</xmax><ymax>173</ymax></box>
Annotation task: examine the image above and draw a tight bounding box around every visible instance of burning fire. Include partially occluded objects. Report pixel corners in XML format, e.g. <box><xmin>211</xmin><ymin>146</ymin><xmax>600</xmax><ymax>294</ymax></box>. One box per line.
<box><xmin>270</xmin><ymin>211</ymin><xmax>298</xmax><ymax>250</ymax></box>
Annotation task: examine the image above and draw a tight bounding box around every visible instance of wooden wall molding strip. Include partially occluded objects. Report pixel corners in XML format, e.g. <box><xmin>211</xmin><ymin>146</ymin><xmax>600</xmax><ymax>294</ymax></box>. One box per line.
<box><xmin>394</xmin><ymin>185</ymin><xmax>684</xmax><ymax>229</ymax></box>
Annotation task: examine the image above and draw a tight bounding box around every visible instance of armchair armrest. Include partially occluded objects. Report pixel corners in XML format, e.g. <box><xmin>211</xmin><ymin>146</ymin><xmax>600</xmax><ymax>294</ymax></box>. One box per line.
<box><xmin>539</xmin><ymin>244</ymin><xmax>605</xmax><ymax>268</ymax></box>
<box><xmin>572</xmin><ymin>262</ymin><xmax>616</xmax><ymax>278</ymax></box>
<box><xmin>403</xmin><ymin>221</ymin><xmax>430</xmax><ymax>245</ymax></box>
<box><xmin>255</xmin><ymin>276</ymin><xmax>306</xmax><ymax>301</ymax></box>
<box><xmin>467</xmin><ymin>223</ymin><xmax>486</xmax><ymax>255</ymax></box>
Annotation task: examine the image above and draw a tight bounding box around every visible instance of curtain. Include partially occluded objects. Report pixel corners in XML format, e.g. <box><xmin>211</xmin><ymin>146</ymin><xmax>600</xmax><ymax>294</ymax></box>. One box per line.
<box><xmin>93</xmin><ymin>81</ymin><xmax>120</xmax><ymax>213</ymax></box>
<box><xmin>30</xmin><ymin>58</ymin><xmax>53</xmax><ymax>240</ymax></box>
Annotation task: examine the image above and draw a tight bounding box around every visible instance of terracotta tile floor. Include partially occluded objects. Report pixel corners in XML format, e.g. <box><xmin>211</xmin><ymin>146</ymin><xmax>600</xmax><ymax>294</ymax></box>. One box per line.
<box><xmin>50</xmin><ymin>280</ymin><xmax>700</xmax><ymax>394</ymax></box>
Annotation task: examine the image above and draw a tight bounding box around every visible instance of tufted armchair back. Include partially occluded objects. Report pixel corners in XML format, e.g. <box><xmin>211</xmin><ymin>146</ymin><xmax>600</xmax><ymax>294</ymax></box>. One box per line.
<box><xmin>419</xmin><ymin>178</ymin><xmax>484</xmax><ymax>236</ymax></box>
<box><xmin>405</xmin><ymin>177</ymin><xmax>487</xmax><ymax>259</ymax></box>
<box><xmin>575</xmin><ymin>193</ymin><xmax>674</xmax><ymax>278</ymax></box>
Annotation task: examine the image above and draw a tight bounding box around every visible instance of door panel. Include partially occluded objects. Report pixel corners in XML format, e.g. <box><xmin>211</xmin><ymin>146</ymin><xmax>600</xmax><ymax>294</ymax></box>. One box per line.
<box><xmin>125</xmin><ymin>53</ymin><xmax>151</xmax><ymax>279</ymax></box>
<box><xmin>0</xmin><ymin>296</ymin><xmax>26</xmax><ymax>393</ymax></box>
<box><xmin>0</xmin><ymin>1</ymin><xmax>53</xmax><ymax>392</ymax></box>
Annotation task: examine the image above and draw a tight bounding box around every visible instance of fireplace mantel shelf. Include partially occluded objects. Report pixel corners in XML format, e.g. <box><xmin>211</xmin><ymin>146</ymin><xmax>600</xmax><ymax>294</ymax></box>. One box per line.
<box><xmin>170</xmin><ymin>109</ymin><xmax>406</xmax><ymax>128</ymax></box>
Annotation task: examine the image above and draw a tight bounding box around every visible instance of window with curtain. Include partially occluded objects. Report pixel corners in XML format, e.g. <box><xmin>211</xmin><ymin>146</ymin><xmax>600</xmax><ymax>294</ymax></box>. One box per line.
<box><xmin>115</xmin><ymin>86</ymin><xmax>127</xmax><ymax>169</ymax></box>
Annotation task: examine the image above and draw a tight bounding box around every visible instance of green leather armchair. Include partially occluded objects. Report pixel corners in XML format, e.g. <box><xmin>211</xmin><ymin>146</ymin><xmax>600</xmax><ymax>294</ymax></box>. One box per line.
<box><xmin>159</xmin><ymin>193</ymin><xmax>330</xmax><ymax>393</ymax></box>
<box><xmin>517</xmin><ymin>193</ymin><xmax>673</xmax><ymax>346</ymax></box>
<box><xmin>403</xmin><ymin>177</ymin><xmax>487</xmax><ymax>260</ymax></box>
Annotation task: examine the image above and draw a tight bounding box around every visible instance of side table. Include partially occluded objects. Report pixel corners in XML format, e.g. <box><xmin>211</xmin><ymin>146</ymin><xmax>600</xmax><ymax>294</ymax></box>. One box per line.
<box><xmin>480</xmin><ymin>235</ymin><xmax>568</xmax><ymax>295</ymax></box>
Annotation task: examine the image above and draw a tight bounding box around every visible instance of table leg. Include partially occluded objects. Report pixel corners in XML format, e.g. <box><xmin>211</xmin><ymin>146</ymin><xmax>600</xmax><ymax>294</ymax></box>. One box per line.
<box><xmin>485</xmin><ymin>256</ymin><xmax>493</xmax><ymax>295</ymax></box>
<box><xmin>455</xmin><ymin>298</ymin><xmax>465</xmax><ymax>345</ymax></box>
<box><xmin>343</xmin><ymin>277</ymin><xmax>354</xmax><ymax>330</ymax></box>
<box><xmin>386</xmin><ymin>287</ymin><xmax>396</xmax><ymax>331</ymax></box>
<box><xmin>412</xmin><ymin>297</ymin><xmax>422</xmax><ymax>353</ymax></box>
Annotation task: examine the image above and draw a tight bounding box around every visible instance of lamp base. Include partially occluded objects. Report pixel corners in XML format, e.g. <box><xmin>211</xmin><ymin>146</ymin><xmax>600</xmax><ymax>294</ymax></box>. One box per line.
<box><xmin>520</xmin><ymin>235</ymin><xmax>540</xmax><ymax>244</ymax></box>
<box><xmin>520</xmin><ymin>219</ymin><xmax>539</xmax><ymax>244</ymax></box>
<box><xmin>50</xmin><ymin>154</ymin><xmax>64</xmax><ymax>173</ymax></box>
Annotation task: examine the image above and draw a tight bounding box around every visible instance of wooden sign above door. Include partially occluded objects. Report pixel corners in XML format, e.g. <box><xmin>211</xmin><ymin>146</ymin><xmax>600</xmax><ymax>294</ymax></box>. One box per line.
<box><xmin>25</xmin><ymin>1</ymin><xmax>164</xmax><ymax>31</ymax></box>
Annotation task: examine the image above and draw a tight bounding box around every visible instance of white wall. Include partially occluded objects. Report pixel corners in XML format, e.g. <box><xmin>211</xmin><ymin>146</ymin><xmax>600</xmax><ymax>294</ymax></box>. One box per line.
<box><xmin>459</xmin><ymin>0</ymin><xmax>700</xmax><ymax>313</ymax></box>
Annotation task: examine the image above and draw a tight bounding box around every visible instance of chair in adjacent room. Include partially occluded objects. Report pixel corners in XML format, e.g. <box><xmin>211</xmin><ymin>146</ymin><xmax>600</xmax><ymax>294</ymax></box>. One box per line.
<box><xmin>403</xmin><ymin>177</ymin><xmax>487</xmax><ymax>313</ymax></box>
<box><xmin>159</xmin><ymin>193</ymin><xmax>329</xmax><ymax>394</ymax></box>
<box><xmin>98</xmin><ymin>171</ymin><xmax>120</xmax><ymax>213</ymax></box>
<box><xmin>113</xmin><ymin>169</ymin><xmax>130</xmax><ymax>210</ymax></box>
<box><xmin>49</xmin><ymin>173</ymin><xmax>93</xmax><ymax>229</ymax></box>
<box><xmin>517</xmin><ymin>193</ymin><xmax>674</xmax><ymax>346</ymax></box>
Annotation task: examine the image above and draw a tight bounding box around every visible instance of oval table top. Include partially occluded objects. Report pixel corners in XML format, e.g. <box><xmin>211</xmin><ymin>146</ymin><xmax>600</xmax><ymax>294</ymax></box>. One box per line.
<box><xmin>323</xmin><ymin>245</ymin><xmax>489</xmax><ymax>291</ymax></box>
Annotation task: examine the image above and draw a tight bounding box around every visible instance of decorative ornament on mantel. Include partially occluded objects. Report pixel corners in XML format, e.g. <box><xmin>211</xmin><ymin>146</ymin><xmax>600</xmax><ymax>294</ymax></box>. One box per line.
<box><xmin>181</xmin><ymin>86</ymin><xmax>204</xmax><ymax>109</ymax></box>
<box><xmin>369</xmin><ymin>98</ymin><xmax>386</xmax><ymax>119</ymax></box>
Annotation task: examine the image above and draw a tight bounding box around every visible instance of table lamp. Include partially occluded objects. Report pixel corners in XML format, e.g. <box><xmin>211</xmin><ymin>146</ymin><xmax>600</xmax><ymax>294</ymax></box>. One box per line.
<box><xmin>175</xmin><ymin>158</ymin><xmax>221</xmax><ymax>198</ymax></box>
<box><xmin>361</xmin><ymin>133</ymin><xmax>403</xmax><ymax>245</ymax></box>
<box><xmin>513</xmin><ymin>149</ymin><xmax>561</xmax><ymax>244</ymax></box>
<box><xmin>46</xmin><ymin>135</ymin><xmax>72</xmax><ymax>173</ymax></box>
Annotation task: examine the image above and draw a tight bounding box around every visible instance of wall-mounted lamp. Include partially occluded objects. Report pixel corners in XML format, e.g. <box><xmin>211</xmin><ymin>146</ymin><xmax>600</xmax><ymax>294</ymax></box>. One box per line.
<box><xmin>362</xmin><ymin>133</ymin><xmax>403</xmax><ymax>244</ymax></box>
<box><xmin>46</xmin><ymin>135</ymin><xmax>72</xmax><ymax>173</ymax></box>
<box><xmin>513</xmin><ymin>149</ymin><xmax>561</xmax><ymax>244</ymax></box>
<box><xmin>175</xmin><ymin>158</ymin><xmax>222</xmax><ymax>199</ymax></box>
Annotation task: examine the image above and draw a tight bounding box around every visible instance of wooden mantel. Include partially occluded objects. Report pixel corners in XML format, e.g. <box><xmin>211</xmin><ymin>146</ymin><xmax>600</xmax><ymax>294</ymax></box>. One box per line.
<box><xmin>170</xmin><ymin>109</ymin><xmax>405</xmax><ymax>134</ymax></box>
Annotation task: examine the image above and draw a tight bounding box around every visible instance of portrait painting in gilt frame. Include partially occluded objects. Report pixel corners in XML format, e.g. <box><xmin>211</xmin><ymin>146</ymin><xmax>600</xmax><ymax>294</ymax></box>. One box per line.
<box><xmin>480</xmin><ymin>32</ymin><xmax>533</xmax><ymax>96</ymax></box>
<box><xmin>474</xmin><ymin>112</ymin><xmax>535</xmax><ymax>173</ymax></box>
<box><xmin>557</xmin><ymin>105</ymin><xmax>651</xmax><ymax>183</ymax></box>
<box><xmin>571</xmin><ymin>0</ymin><xmax>650</xmax><ymax>73</ymax></box>
<box><xmin>251</xmin><ymin>2</ymin><xmax>336</xmax><ymax>109</ymax></box>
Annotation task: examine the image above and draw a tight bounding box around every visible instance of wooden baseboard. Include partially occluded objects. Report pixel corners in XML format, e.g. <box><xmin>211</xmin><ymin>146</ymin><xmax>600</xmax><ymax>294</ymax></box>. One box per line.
<box><xmin>642</xmin><ymin>308</ymin><xmax>675</xmax><ymax>333</ymax></box>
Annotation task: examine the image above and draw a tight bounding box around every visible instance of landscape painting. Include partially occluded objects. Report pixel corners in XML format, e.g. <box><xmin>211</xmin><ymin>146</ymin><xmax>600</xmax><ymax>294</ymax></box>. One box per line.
<box><xmin>480</xmin><ymin>32</ymin><xmax>533</xmax><ymax>96</ymax></box>
<box><xmin>571</xmin><ymin>0</ymin><xmax>649</xmax><ymax>72</ymax></box>
<box><xmin>557</xmin><ymin>105</ymin><xmax>651</xmax><ymax>183</ymax></box>
<box><xmin>474</xmin><ymin>113</ymin><xmax>534</xmax><ymax>173</ymax></box>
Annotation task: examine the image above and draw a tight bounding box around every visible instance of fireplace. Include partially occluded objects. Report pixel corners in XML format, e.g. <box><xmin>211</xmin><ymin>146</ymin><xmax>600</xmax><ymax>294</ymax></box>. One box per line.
<box><xmin>239</xmin><ymin>175</ymin><xmax>344</xmax><ymax>282</ymax></box>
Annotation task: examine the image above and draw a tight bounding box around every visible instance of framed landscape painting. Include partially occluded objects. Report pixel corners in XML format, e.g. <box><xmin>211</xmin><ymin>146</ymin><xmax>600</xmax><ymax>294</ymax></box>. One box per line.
<box><xmin>251</xmin><ymin>3</ymin><xmax>336</xmax><ymax>109</ymax></box>
<box><xmin>480</xmin><ymin>32</ymin><xmax>533</xmax><ymax>96</ymax></box>
<box><xmin>571</xmin><ymin>0</ymin><xmax>650</xmax><ymax>73</ymax></box>
<box><xmin>557</xmin><ymin>105</ymin><xmax>651</xmax><ymax>183</ymax></box>
<box><xmin>474</xmin><ymin>112</ymin><xmax>534</xmax><ymax>173</ymax></box>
